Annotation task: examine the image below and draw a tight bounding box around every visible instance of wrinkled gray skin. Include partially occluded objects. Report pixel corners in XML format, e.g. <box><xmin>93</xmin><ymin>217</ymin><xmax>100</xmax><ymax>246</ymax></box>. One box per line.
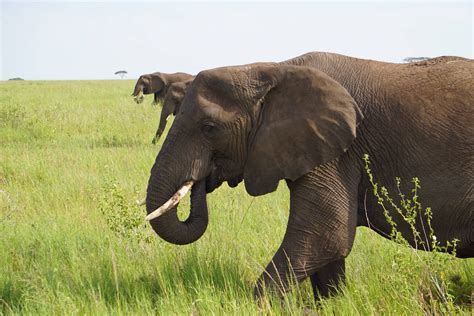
<box><xmin>132</xmin><ymin>72</ymin><xmax>193</xmax><ymax>105</ymax></box>
<box><xmin>145</xmin><ymin>52</ymin><xmax>473</xmax><ymax>301</ymax></box>
<box><xmin>152</xmin><ymin>79</ymin><xmax>194</xmax><ymax>144</ymax></box>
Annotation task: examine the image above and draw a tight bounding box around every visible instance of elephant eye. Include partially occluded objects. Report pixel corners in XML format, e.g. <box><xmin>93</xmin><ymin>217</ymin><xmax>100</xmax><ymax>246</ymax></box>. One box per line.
<box><xmin>201</xmin><ymin>123</ymin><xmax>217</xmax><ymax>136</ymax></box>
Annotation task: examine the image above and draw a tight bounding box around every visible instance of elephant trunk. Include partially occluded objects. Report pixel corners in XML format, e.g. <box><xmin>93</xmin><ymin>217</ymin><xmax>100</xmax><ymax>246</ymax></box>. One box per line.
<box><xmin>145</xmin><ymin>148</ymin><xmax>209</xmax><ymax>245</ymax></box>
<box><xmin>132</xmin><ymin>84</ymin><xmax>144</xmax><ymax>104</ymax></box>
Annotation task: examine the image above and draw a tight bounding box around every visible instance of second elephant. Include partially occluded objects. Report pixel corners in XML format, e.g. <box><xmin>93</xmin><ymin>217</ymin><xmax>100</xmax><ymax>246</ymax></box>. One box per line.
<box><xmin>152</xmin><ymin>79</ymin><xmax>193</xmax><ymax>144</ymax></box>
<box><xmin>132</xmin><ymin>72</ymin><xmax>193</xmax><ymax>105</ymax></box>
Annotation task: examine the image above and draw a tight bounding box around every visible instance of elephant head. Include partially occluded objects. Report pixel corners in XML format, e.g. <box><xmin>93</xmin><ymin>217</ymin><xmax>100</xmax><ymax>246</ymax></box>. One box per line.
<box><xmin>145</xmin><ymin>63</ymin><xmax>362</xmax><ymax>245</ymax></box>
<box><xmin>152</xmin><ymin>79</ymin><xmax>194</xmax><ymax>144</ymax></box>
<box><xmin>132</xmin><ymin>72</ymin><xmax>193</xmax><ymax>105</ymax></box>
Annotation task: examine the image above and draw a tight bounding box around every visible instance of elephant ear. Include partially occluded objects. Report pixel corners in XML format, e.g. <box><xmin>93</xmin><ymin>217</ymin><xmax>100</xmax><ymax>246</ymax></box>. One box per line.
<box><xmin>162</xmin><ymin>82</ymin><xmax>187</xmax><ymax>118</ymax></box>
<box><xmin>150</xmin><ymin>73</ymin><xmax>167</xmax><ymax>93</ymax></box>
<box><xmin>172</xmin><ymin>80</ymin><xmax>193</xmax><ymax>114</ymax></box>
<box><xmin>243</xmin><ymin>65</ymin><xmax>363</xmax><ymax>196</ymax></box>
<box><xmin>150</xmin><ymin>73</ymin><xmax>168</xmax><ymax>105</ymax></box>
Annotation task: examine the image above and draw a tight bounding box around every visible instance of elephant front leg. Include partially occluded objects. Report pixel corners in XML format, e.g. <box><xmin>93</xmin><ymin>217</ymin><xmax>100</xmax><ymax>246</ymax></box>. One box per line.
<box><xmin>254</xmin><ymin>165</ymin><xmax>359</xmax><ymax>301</ymax></box>
<box><xmin>152</xmin><ymin>104</ymin><xmax>173</xmax><ymax>144</ymax></box>
<box><xmin>254</xmin><ymin>242</ymin><xmax>318</xmax><ymax>299</ymax></box>
<box><xmin>152</xmin><ymin>93</ymin><xmax>160</xmax><ymax>105</ymax></box>
<box><xmin>151</xmin><ymin>128</ymin><xmax>165</xmax><ymax>144</ymax></box>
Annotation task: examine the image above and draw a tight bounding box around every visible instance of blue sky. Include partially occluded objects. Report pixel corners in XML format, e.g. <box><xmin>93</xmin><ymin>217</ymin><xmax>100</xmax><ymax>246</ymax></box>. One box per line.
<box><xmin>1</xmin><ymin>1</ymin><xmax>472</xmax><ymax>80</ymax></box>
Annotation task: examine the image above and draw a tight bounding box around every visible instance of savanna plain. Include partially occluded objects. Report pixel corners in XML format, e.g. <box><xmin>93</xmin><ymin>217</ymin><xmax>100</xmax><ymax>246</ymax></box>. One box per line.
<box><xmin>0</xmin><ymin>80</ymin><xmax>472</xmax><ymax>315</ymax></box>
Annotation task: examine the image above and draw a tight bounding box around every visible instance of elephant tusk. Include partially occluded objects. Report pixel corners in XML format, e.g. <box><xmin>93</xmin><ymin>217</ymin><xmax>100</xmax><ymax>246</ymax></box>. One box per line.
<box><xmin>145</xmin><ymin>181</ymin><xmax>194</xmax><ymax>221</ymax></box>
<box><xmin>137</xmin><ymin>198</ymin><xmax>146</xmax><ymax>206</ymax></box>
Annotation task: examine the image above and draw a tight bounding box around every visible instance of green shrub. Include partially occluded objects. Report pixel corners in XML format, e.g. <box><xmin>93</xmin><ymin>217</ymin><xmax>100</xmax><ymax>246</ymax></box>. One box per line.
<box><xmin>98</xmin><ymin>175</ymin><xmax>152</xmax><ymax>244</ymax></box>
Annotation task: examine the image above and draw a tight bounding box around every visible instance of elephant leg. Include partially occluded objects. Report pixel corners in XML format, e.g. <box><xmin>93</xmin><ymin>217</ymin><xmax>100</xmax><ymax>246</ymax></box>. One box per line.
<box><xmin>310</xmin><ymin>258</ymin><xmax>345</xmax><ymax>298</ymax></box>
<box><xmin>152</xmin><ymin>102</ymin><xmax>174</xmax><ymax>144</ymax></box>
<box><xmin>254</xmin><ymin>160</ymin><xmax>359</xmax><ymax>301</ymax></box>
<box><xmin>152</xmin><ymin>127</ymin><xmax>165</xmax><ymax>144</ymax></box>
<box><xmin>153</xmin><ymin>93</ymin><xmax>159</xmax><ymax>105</ymax></box>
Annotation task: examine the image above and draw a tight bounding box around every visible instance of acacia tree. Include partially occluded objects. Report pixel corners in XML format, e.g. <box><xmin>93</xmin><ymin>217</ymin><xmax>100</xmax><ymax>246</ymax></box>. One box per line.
<box><xmin>114</xmin><ymin>70</ymin><xmax>128</xmax><ymax>79</ymax></box>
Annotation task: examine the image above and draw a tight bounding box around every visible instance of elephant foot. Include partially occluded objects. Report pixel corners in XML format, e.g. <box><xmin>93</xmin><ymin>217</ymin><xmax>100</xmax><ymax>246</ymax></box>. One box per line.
<box><xmin>253</xmin><ymin>280</ymin><xmax>287</xmax><ymax>310</ymax></box>
<box><xmin>310</xmin><ymin>258</ymin><xmax>346</xmax><ymax>299</ymax></box>
<box><xmin>253</xmin><ymin>274</ymin><xmax>283</xmax><ymax>301</ymax></box>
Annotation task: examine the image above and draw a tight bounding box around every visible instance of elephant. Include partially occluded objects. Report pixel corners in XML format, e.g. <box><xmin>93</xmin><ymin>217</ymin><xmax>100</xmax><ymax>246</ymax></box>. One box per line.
<box><xmin>131</xmin><ymin>72</ymin><xmax>193</xmax><ymax>105</ymax></box>
<box><xmin>143</xmin><ymin>52</ymin><xmax>473</xmax><ymax>301</ymax></box>
<box><xmin>151</xmin><ymin>79</ymin><xmax>194</xmax><ymax>144</ymax></box>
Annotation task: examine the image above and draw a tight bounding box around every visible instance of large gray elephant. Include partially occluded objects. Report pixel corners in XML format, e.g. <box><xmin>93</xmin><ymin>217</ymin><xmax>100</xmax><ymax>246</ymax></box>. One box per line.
<box><xmin>151</xmin><ymin>79</ymin><xmax>193</xmax><ymax>144</ymax></box>
<box><xmin>132</xmin><ymin>72</ymin><xmax>193</xmax><ymax>104</ymax></box>
<box><xmin>143</xmin><ymin>52</ymin><xmax>473</xmax><ymax>301</ymax></box>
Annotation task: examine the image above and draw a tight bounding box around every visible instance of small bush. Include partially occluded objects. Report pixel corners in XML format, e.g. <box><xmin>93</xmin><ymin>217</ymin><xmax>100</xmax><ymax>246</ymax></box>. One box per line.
<box><xmin>98</xmin><ymin>175</ymin><xmax>152</xmax><ymax>244</ymax></box>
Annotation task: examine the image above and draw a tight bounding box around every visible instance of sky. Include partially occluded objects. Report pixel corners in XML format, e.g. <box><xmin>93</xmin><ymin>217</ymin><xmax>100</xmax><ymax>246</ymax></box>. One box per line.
<box><xmin>1</xmin><ymin>0</ymin><xmax>472</xmax><ymax>80</ymax></box>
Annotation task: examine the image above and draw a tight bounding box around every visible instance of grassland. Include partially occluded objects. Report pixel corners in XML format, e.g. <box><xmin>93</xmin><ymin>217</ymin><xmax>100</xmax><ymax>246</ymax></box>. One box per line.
<box><xmin>0</xmin><ymin>80</ymin><xmax>472</xmax><ymax>315</ymax></box>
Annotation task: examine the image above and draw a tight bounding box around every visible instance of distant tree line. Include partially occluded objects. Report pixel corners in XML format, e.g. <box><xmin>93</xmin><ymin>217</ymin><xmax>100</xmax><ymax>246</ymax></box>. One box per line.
<box><xmin>402</xmin><ymin>57</ymin><xmax>430</xmax><ymax>63</ymax></box>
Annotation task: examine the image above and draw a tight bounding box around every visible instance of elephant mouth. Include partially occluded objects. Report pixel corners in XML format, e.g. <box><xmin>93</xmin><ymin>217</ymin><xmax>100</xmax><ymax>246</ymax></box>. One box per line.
<box><xmin>205</xmin><ymin>171</ymin><xmax>222</xmax><ymax>193</ymax></box>
<box><xmin>227</xmin><ymin>176</ymin><xmax>243</xmax><ymax>188</ymax></box>
<box><xmin>205</xmin><ymin>164</ymin><xmax>243</xmax><ymax>193</ymax></box>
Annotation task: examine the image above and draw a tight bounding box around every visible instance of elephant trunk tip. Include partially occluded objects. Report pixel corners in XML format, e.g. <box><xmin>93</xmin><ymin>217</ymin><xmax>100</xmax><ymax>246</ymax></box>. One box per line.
<box><xmin>133</xmin><ymin>90</ymin><xmax>144</xmax><ymax>104</ymax></box>
<box><xmin>146</xmin><ymin>179</ymin><xmax>209</xmax><ymax>245</ymax></box>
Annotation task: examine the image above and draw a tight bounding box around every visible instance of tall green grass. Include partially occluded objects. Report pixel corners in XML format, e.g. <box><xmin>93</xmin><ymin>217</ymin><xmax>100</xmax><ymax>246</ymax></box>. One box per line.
<box><xmin>0</xmin><ymin>80</ymin><xmax>472</xmax><ymax>314</ymax></box>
